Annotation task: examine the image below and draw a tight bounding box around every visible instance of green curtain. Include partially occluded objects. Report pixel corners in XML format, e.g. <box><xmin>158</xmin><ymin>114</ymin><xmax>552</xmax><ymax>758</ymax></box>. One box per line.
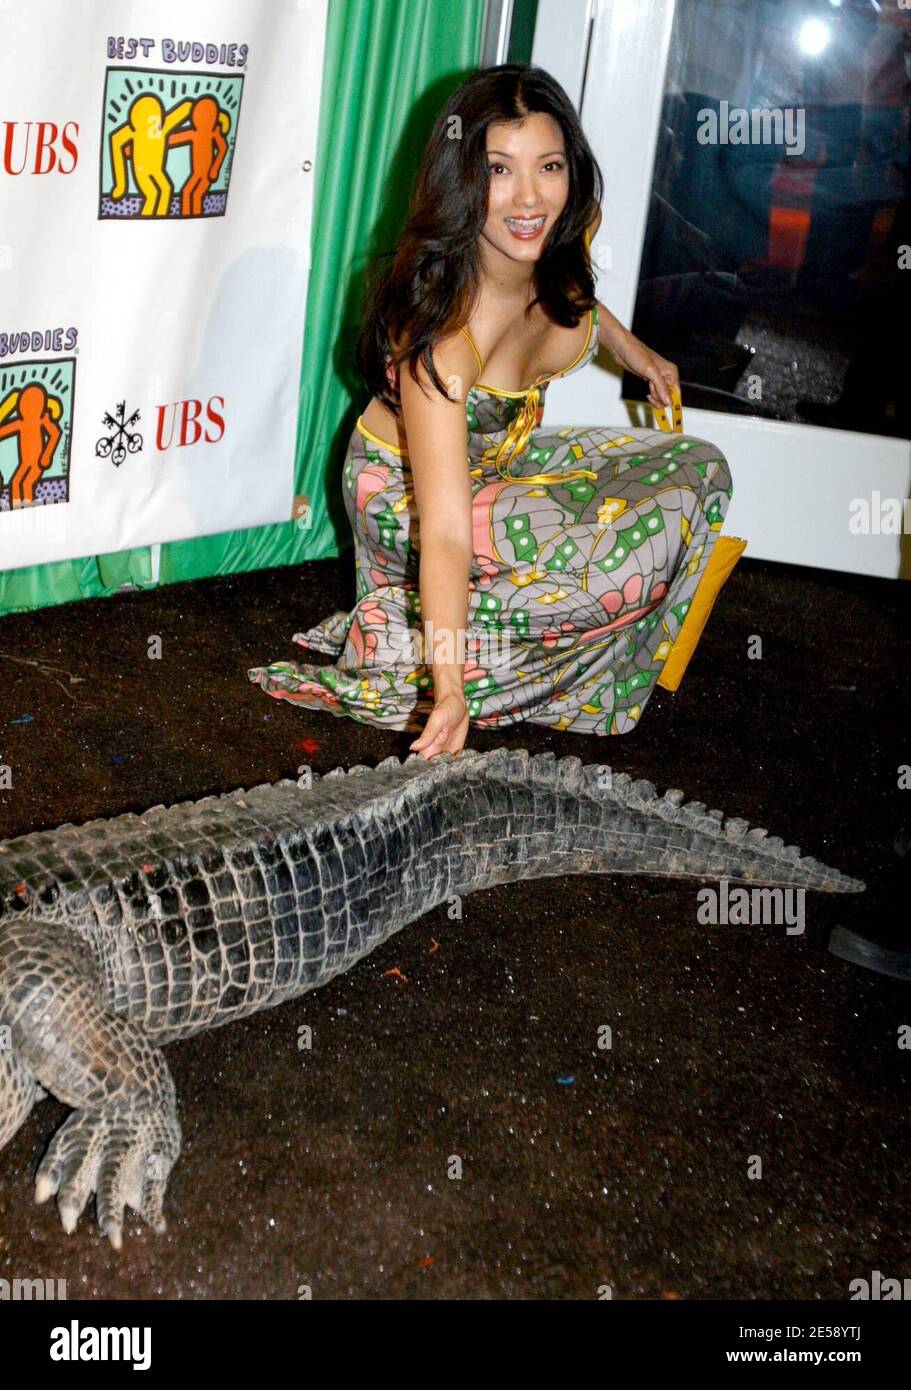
<box><xmin>0</xmin><ymin>0</ymin><xmax>486</xmax><ymax>617</ymax></box>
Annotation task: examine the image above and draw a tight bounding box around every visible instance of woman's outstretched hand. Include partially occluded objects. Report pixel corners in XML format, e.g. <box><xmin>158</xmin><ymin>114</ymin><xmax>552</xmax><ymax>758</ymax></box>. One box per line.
<box><xmin>409</xmin><ymin>691</ymin><xmax>470</xmax><ymax>760</ymax></box>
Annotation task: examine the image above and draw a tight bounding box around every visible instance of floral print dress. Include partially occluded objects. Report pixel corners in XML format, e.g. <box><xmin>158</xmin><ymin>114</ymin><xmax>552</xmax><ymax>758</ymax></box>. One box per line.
<box><xmin>247</xmin><ymin>303</ymin><xmax>733</xmax><ymax>735</ymax></box>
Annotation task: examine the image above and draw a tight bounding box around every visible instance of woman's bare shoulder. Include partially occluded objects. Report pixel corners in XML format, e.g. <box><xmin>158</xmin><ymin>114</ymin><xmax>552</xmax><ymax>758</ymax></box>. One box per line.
<box><xmin>393</xmin><ymin>322</ymin><xmax>479</xmax><ymax>398</ymax></box>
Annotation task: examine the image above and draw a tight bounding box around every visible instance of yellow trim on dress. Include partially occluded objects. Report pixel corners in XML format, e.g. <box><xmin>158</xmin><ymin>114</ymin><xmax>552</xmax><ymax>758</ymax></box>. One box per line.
<box><xmin>472</xmin><ymin>305</ymin><xmax>596</xmax><ymax>398</ymax></box>
<box><xmin>357</xmin><ymin>303</ymin><xmax>598</xmax><ymax>478</ymax></box>
<box><xmin>355</xmin><ymin>414</ymin><xmax>409</xmax><ymax>456</ymax></box>
<box><xmin>479</xmin><ymin>307</ymin><xmax>600</xmax><ymax>485</ymax></box>
<box><xmin>458</xmin><ymin>326</ymin><xmax>484</xmax><ymax>375</ymax></box>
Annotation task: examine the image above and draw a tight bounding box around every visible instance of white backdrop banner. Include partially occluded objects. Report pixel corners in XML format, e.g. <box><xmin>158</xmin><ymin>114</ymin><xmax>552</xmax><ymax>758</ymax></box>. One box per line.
<box><xmin>0</xmin><ymin>0</ymin><xmax>327</xmax><ymax>572</ymax></box>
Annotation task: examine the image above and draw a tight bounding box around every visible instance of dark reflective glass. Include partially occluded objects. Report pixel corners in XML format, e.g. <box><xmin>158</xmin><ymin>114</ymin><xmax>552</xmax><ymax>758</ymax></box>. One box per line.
<box><xmin>626</xmin><ymin>0</ymin><xmax>910</xmax><ymax>438</ymax></box>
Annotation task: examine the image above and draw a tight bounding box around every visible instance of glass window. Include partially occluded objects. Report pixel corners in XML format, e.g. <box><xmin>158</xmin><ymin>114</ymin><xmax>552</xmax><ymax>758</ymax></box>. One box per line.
<box><xmin>627</xmin><ymin>0</ymin><xmax>910</xmax><ymax>438</ymax></box>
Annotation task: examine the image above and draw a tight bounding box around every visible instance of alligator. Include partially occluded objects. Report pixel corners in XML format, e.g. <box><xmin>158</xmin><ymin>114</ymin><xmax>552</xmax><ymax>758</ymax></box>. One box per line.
<box><xmin>0</xmin><ymin>746</ymin><xmax>864</xmax><ymax>1248</ymax></box>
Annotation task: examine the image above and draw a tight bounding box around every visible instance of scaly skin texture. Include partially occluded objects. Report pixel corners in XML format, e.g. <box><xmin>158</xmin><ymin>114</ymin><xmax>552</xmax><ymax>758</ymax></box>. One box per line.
<box><xmin>0</xmin><ymin>747</ymin><xmax>864</xmax><ymax>1247</ymax></box>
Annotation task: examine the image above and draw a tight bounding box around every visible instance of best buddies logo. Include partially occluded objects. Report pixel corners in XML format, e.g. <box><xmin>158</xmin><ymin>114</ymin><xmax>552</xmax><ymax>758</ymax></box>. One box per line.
<box><xmin>1</xmin><ymin>29</ymin><xmax>245</xmax><ymax>517</ymax></box>
<box><xmin>99</xmin><ymin>33</ymin><xmax>247</xmax><ymax>220</ymax></box>
<box><xmin>0</xmin><ymin>328</ymin><xmax>77</xmax><ymax>511</ymax></box>
<box><xmin>0</xmin><ymin>324</ymin><xmax>227</xmax><ymax>515</ymax></box>
<box><xmin>0</xmin><ymin>33</ymin><xmax>248</xmax><ymax>202</ymax></box>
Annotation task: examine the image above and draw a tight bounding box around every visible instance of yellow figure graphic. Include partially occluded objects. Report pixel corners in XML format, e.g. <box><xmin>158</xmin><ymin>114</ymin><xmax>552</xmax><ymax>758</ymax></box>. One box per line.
<box><xmin>110</xmin><ymin>95</ymin><xmax>194</xmax><ymax>217</ymax></box>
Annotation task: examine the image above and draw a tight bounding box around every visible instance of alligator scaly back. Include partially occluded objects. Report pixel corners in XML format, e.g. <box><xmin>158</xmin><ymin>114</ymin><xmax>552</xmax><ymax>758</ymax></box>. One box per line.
<box><xmin>0</xmin><ymin>746</ymin><xmax>864</xmax><ymax>930</ymax></box>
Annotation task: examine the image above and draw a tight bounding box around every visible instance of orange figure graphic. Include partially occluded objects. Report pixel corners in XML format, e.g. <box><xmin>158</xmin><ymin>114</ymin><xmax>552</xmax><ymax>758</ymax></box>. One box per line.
<box><xmin>110</xmin><ymin>94</ymin><xmax>194</xmax><ymax>217</ymax></box>
<box><xmin>166</xmin><ymin>97</ymin><xmax>231</xmax><ymax>217</ymax></box>
<box><xmin>0</xmin><ymin>383</ymin><xmax>63</xmax><ymax>508</ymax></box>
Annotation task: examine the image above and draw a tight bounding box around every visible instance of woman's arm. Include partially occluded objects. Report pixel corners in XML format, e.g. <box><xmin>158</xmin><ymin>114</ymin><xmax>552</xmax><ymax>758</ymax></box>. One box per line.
<box><xmin>586</xmin><ymin>207</ymin><xmax>679</xmax><ymax>409</ymax></box>
<box><xmin>585</xmin><ymin>211</ymin><xmax>629</xmax><ymax>363</ymax></box>
<box><xmin>594</xmin><ymin>296</ymin><xmax>634</xmax><ymax>357</ymax></box>
<box><xmin>398</xmin><ymin>332</ymin><xmax>479</xmax><ymax>758</ymax></box>
<box><xmin>418</xmin><ymin>537</ymin><xmax>471</xmax><ymax>700</ymax></box>
<box><xmin>595</xmin><ymin>301</ymin><xmax>680</xmax><ymax>410</ymax></box>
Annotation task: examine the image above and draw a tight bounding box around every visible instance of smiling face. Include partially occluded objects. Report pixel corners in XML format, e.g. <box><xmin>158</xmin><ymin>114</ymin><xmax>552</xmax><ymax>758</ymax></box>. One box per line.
<box><xmin>481</xmin><ymin>111</ymin><xmax>570</xmax><ymax>267</ymax></box>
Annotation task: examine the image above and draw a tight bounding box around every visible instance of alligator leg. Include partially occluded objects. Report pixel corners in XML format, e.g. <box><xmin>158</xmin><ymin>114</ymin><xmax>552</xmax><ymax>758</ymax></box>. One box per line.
<box><xmin>0</xmin><ymin>917</ymin><xmax>180</xmax><ymax>1248</ymax></box>
<box><xmin>0</xmin><ymin>1045</ymin><xmax>44</xmax><ymax>1148</ymax></box>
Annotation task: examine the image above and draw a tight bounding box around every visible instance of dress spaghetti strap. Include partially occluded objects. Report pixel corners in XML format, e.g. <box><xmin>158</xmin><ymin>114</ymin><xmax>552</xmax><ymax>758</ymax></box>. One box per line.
<box><xmin>459</xmin><ymin>325</ymin><xmax>484</xmax><ymax>376</ymax></box>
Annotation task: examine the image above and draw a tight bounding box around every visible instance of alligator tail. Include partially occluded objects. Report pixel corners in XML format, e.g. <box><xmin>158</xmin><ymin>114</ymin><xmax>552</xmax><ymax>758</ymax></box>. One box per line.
<box><xmin>459</xmin><ymin>748</ymin><xmax>865</xmax><ymax>893</ymax></box>
<box><xmin>322</xmin><ymin>747</ymin><xmax>865</xmax><ymax>895</ymax></box>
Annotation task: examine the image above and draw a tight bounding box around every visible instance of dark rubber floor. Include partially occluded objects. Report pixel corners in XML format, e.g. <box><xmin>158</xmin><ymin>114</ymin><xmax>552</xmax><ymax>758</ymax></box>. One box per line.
<box><xmin>0</xmin><ymin>553</ymin><xmax>908</xmax><ymax>1299</ymax></box>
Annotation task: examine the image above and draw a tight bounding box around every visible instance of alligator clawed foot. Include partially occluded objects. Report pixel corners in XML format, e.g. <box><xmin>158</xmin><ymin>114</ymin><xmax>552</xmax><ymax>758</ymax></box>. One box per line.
<box><xmin>35</xmin><ymin>1102</ymin><xmax>181</xmax><ymax>1249</ymax></box>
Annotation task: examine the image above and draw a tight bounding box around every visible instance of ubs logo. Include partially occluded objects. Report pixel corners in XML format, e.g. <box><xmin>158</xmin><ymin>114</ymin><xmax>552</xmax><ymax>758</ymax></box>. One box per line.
<box><xmin>0</xmin><ymin>122</ymin><xmax>79</xmax><ymax>176</ymax></box>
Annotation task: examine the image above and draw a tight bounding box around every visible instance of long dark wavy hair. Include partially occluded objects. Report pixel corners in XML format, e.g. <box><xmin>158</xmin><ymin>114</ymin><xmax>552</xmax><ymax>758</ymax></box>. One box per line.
<box><xmin>355</xmin><ymin>64</ymin><xmax>604</xmax><ymax>413</ymax></box>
